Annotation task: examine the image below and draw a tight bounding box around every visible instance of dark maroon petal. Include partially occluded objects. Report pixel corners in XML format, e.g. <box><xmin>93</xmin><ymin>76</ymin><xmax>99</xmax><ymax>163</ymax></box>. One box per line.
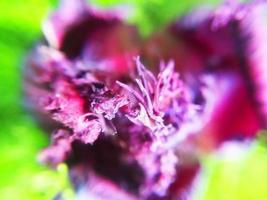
<box><xmin>197</xmin><ymin>73</ymin><xmax>260</xmax><ymax>150</ymax></box>
<box><xmin>167</xmin><ymin>1</ymin><xmax>267</xmax><ymax>149</ymax></box>
<box><xmin>43</xmin><ymin>0</ymin><xmax>119</xmax><ymax>52</ymax></box>
<box><xmin>43</xmin><ymin>0</ymin><xmax>140</xmax><ymax>79</ymax></box>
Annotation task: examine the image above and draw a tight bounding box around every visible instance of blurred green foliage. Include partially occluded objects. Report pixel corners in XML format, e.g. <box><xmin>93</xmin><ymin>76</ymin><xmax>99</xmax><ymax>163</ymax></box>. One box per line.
<box><xmin>91</xmin><ymin>0</ymin><xmax>220</xmax><ymax>36</ymax></box>
<box><xmin>198</xmin><ymin>140</ymin><xmax>267</xmax><ymax>200</ymax></box>
<box><xmin>0</xmin><ymin>0</ymin><xmax>73</xmax><ymax>199</ymax></box>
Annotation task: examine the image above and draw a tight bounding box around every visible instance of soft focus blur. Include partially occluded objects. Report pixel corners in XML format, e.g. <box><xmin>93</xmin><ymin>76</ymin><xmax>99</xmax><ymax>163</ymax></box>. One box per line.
<box><xmin>0</xmin><ymin>0</ymin><xmax>73</xmax><ymax>199</ymax></box>
<box><xmin>1</xmin><ymin>0</ymin><xmax>267</xmax><ymax>200</ymax></box>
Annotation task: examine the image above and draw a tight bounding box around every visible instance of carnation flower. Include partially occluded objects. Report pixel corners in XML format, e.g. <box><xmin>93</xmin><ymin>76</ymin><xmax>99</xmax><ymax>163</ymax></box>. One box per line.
<box><xmin>25</xmin><ymin>0</ymin><xmax>267</xmax><ymax>199</ymax></box>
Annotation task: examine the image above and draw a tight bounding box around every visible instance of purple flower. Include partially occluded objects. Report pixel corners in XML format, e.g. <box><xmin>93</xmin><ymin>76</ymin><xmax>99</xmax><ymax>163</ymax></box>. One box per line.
<box><xmin>25</xmin><ymin>0</ymin><xmax>267</xmax><ymax>199</ymax></box>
